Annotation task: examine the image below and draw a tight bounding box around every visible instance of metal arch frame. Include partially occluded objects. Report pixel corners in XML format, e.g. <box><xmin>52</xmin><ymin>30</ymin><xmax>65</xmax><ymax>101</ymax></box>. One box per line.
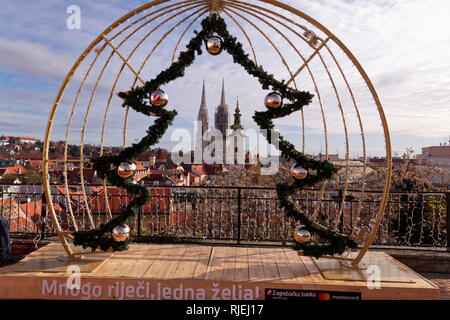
<box><xmin>42</xmin><ymin>0</ymin><xmax>391</xmax><ymax>266</ymax></box>
<box><xmin>62</xmin><ymin>1</ymin><xmax>205</xmax><ymax>232</ymax></box>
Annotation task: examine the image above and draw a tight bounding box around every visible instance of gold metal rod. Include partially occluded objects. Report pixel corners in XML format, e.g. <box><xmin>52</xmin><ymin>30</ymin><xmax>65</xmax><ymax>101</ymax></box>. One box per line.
<box><xmin>101</xmin><ymin>35</ymin><xmax>146</xmax><ymax>84</ymax></box>
<box><xmin>222</xmin><ymin>10</ymin><xmax>258</xmax><ymax>67</ymax></box>
<box><xmin>76</xmin><ymin>3</ymin><xmax>203</xmax><ymax>230</ymax></box>
<box><xmin>222</xmin><ymin>4</ymin><xmax>305</xmax><ymax>153</ymax></box>
<box><xmin>286</xmin><ymin>38</ymin><xmax>330</xmax><ymax>87</ymax></box>
<box><xmin>171</xmin><ymin>8</ymin><xmax>211</xmax><ymax>64</ymax></box>
<box><xmin>97</xmin><ymin>2</ymin><xmax>204</xmax><ymax>218</ymax></box>
<box><xmin>223</xmin><ymin>1</ymin><xmax>330</xmax><ymax>219</ymax></box>
<box><xmin>227</xmin><ymin>0</ymin><xmax>391</xmax><ymax>264</ymax></box>
<box><xmin>123</xmin><ymin>6</ymin><xmax>209</xmax><ymax>147</ymax></box>
<box><xmin>42</xmin><ymin>0</ymin><xmax>184</xmax><ymax>258</ymax></box>
<box><xmin>222</xmin><ymin>7</ymin><xmax>299</xmax><ymax>92</ymax></box>
<box><xmin>89</xmin><ymin>2</ymin><xmax>204</xmax><ymax>222</ymax></box>
<box><xmin>109</xmin><ymin>5</ymin><xmax>208</xmax><ymax>148</ymax></box>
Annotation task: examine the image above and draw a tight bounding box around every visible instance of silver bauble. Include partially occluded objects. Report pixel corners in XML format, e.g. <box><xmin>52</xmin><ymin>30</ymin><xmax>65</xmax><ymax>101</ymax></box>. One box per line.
<box><xmin>112</xmin><ymin>224</ymin><xmax>130</xmax><ymax>242</ymax></box>
<box><xmin>294</xmin><ymin>225</ymin><xmax>311</xmax><ymax>244</ymax></box>
<box><xmin>264</xmin><ymin>92</ymin><xmax>283</xmax><ymax>109</ymax></box>
<box><xmin>117</xmin><ymin>162</ymin><xmax>137</xmax><ymax>179</ymax></box>
<box><xmin>150</xmin><ymin>90</ymin><xmax>168</xmax><ymax>107</ymax></box>
<box><xmin>205</xmin><ymin>36</ymin><xmax>223</xmax><ymax>55</ymax></box>
<box><xmin>290</xmin><ymin>164</ymin><xmax>308</xmax><ymax>180</ymax></box>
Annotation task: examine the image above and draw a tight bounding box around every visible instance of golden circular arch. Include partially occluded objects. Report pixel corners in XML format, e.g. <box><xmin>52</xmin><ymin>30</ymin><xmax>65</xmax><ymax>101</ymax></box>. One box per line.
<box><xmin>43</xmin><ymin>0</ymin><xmax>392</xmax><ymax>267</ymax></box>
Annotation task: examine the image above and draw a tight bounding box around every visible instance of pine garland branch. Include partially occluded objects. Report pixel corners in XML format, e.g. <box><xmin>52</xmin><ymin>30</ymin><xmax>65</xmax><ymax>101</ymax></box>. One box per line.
<box><xmin>72</xmin><ymin>13</ymin><xmax>357</xmax><ymax>257</ymax></box>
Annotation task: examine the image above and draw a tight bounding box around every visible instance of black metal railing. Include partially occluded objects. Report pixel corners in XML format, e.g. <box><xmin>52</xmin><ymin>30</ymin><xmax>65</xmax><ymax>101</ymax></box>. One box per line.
<box><xmin>0</xmin><ymin>184</ymin><xmax>448</xmax><ymax>249</ymax></box>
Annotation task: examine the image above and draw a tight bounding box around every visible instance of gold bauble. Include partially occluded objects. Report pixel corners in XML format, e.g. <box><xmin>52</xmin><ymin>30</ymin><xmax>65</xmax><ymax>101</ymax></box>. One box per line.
<box><xmin>264</xmin><ymin>92</ymin><xmax>283</xmax><ymax>109</ymax></box>
<box><xmin>294</xmin><ymin>225</ymin><xmax>311</xmax><ymax>244</ymax></box>
<box><xmin>112</xmin><ymin>224</ymin><xmax>130</xmax><ymax>242</ymax></box>
<box><xmin>290</xmin><ymin>164</ymin><xmax>308</xmax><ymax>180</ymax></box>
<box><xmin>205</xmin><ymin>36</ymin><xmax>223</xmax><ymax>55</ymax></box>
<box><xmin>150</xmin><ymin>90</ymin><xmax>168</xmax><ymax>107</ymax></box>
<box><xmin>117</xmin><ymin>162</ymin><xmax>136</xmax><ymax>179</ymax></box>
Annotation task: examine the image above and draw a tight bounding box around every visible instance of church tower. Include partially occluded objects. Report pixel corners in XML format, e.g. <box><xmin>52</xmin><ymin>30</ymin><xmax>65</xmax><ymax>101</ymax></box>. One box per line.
<box><xmin>196</xmin><ymin>80</ymin><xmax>209</xmax><ymax>153</ymax></box>
<box><xmin>230</xmin><ymin>97</ymin><xmax>243</xmax><ymax>131</ymax></box>
<box><xmin>215</xmin><ymin>79</ymin><xmax>230</xmax><ymax>163</ymax></box>
<box><xmin>230</xmin><ymin>97</ymin><xmax>245</xmax><ymax>165</ymax></box>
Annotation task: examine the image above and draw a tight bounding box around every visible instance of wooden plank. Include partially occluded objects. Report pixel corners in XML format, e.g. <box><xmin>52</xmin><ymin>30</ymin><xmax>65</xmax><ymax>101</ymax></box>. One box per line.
<box><xmin>192</xmin><ymin>245</ymin><xmax>213</xmax><ymax>280</ymax></box>
<box><xmin>142</xmin><ymin>244</ymin><xmax>179</xmax><ymax>278</ymax></box>
<box><xmin>273</xmin><ymin>248</ymin><xmax>295</xmax><ymax>283</ymax></box>
<box><xmin>153</xmin><ymin>245</ymin><xmax>189</xmax><ymax>279</ymax></box>
<box><xmin>172</xmin><ymin>245</ymin><xmax>204</xmax><ymax>280</ymax></box>
<box><xmin>221</xmin><ymin>246</ymin><xmax>236</xmax><ymax>282</ymax></box>
<box><xmin>283</xmin><ymin>248</ymin><xmax>312</xmax><ymax>284</ymax></box>
<box><xmin>300</xmin><ymin>254</ymin><xmax>324</xmax><ymax>283</ymax></box>
<box><xmin>247</xmin><ymin>246</ymin><xmax>265</xmax><ymax>281</ymax></box>
<box><xmin>100</xmin><ymin>245</ymin><xmax>153</xmax><ymax>277</ymax></box>
<box><xmin>259</xmin><ymin>247</ymin><xmax>281</xmax><ymax>282</ymax></box>
<box><xmin>234</xmin><ymin>247</ymin><xmax>249</xmax><ymax>281</ymax></box>
<box><xmin>0</xmin><ymin>242</ymin><xmax>55</xmax><ymax>275</ymax></box>
<box><xmin>205</xmin><ymin>246</ymin><xmax>226</xmax><ymax>280</ymax></box>
<box><xmin>131</xmin><ymin>244</ymin><xmax>168</xmax><ymax>278</ymax></box>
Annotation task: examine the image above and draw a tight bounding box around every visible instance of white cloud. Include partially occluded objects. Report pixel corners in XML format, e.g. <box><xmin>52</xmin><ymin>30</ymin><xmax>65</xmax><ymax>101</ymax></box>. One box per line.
<box><xmin>0</xmin><ymin>37</ymin><xmax>74</xmax><ymax>83</ymax></box>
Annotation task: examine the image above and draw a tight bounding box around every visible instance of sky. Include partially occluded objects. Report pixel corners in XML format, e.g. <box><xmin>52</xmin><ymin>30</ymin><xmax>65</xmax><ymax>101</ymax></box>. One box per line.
<box><xmin>0</xmin><ymin>0</ymin><xmax>449</xmax><ymax>159</ymax></box>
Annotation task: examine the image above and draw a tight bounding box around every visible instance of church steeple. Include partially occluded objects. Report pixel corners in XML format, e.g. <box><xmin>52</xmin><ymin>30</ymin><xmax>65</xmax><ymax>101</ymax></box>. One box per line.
<box><xmin>220</xmin><ymin>78</ymin><xmax>226</xmax><ymax>106</ymax></box>
<box><xmin>215</xmin><ymin>78</ymin><xmax>230</xmax><ymax>164</ymax></box>
<box><xmin>196</xmin><ymin>80</ymin><xmax>209</xmax><ymax>156</ymax></box>
<box><xmin>215</xmin><ymin>79</ymin><xmax>230</xmax><ymax>137</ymax></box>
<box><xmin>231</xmin><ymin>97</ymin><xmax>243</xmax><ymax>131</ymax></box>
<box><xmin>197</xmin><ymin>80</ymin><xmax>209</xmax><ymax>134</ymax></box>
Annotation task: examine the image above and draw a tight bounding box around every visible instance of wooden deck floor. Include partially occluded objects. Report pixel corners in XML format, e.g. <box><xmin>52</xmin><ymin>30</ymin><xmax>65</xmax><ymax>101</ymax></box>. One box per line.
<box><xmin>0</xmin><ymin>242</ymin><xmax>440</xmax><ymax>300</ymax></box>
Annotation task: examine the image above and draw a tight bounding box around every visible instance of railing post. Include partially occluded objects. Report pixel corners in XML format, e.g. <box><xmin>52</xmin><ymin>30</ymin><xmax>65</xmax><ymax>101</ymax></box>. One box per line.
<box><xmin>446</xmin><ymin>192</ymin><xmax>450</xmax><ymax>252</ymax></box>
<box><xmin>339</xmin><ymin>189</ymin><xmax>344</xmax><ymax>233</ymax></box>
<box><xmin>237</xmin><ymin>187</ymin><xmax>241</xmax><ymax>245</ymax></box>
<box><xmin>41</xmin><ymin>191</ymin><xmax>47</xmax><ymax>237</ymax></box>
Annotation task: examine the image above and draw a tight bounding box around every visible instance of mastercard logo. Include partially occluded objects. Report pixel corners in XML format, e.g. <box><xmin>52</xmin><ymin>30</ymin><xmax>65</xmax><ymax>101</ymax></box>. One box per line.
<box><xmin>318</xmin><ymin>293</ymin><xmax>331</xmax><ymax>300</ymax></box>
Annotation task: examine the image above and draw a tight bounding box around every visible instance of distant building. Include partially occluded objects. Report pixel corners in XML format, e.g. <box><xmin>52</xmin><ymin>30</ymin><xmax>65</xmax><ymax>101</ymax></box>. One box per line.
<box><xmin>418</xmin><ymin>145</ymin><xmax>450</xmax><ymax>169</ymax></box>
<box><xmin>138</xmin><ymin>152</ymin><xmax>156</xmax><ymax>168</ymax></box>
<box><xmin>316</xmin><ymin>153</ymin><xmax>339</xmax><ymax>161</ymax></box>
<box><xmin>417</xmin><ymin>145</ymin><xmax>450</xmax><ymax>186</ymax></box>
<box><xmin>0</xmin><ymin>136</ymin><xmax>37</xmax><ymax>146</ymax></box>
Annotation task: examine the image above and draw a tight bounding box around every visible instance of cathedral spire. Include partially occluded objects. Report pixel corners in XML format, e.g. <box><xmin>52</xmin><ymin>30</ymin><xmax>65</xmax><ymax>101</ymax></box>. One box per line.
<box><xmin>220</xmin><ymin>78</ymin><xmax>226</xmax><ymax>106</ymax></box>
<box><xmin>198</xmin><ymin>80</ymin><xmax>208</xmax><ymax>126</ymax></box>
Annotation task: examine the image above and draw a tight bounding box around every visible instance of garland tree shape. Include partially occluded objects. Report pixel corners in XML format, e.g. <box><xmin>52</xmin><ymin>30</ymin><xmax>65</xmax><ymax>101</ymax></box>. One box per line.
<box><xmin>73</xmin><ymin>14</ymin><xmax>357</xmax><ymax>257</ymax></box>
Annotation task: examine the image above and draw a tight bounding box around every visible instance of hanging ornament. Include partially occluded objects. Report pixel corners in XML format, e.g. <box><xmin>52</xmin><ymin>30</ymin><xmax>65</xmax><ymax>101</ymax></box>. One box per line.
<box><xmin>112</xmin><ymin>224</ymin><xmax>130</xmax><ymax>242</ymax></box>
<box><xmin>264</xmin><ymin>92</ymin><xmax>283</xmax><ymax>109</ymax></box>
<box><xmin>150</xmin><ymin>89</ymin><xmax>168</xmax><ymax>107</ymax></box>
<box><xmin>290</xmin><ymin>164</ymin><xmax>308</xmax><ymax>180</ymax></box>
<box><xmin>205</xmin><ymin>35</ymin><xmax>223</xmax><ymax>55</ymax></box>
<box><xmin>294</xmin><ymin>225</ymin><xmax>311</xmax><ymax>244</ymax></box>
<box><xmin>117</xmin><ymin>162</ymin><xmax>137</xmax><ymax>179</ymax></box>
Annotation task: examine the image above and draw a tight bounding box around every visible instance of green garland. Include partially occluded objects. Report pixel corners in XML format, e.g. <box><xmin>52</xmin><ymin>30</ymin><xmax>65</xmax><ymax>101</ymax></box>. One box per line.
<box><xmin>73</xmin><ymin>14</ymin><xmax>357</xmax><ymax>257</ymax></box>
